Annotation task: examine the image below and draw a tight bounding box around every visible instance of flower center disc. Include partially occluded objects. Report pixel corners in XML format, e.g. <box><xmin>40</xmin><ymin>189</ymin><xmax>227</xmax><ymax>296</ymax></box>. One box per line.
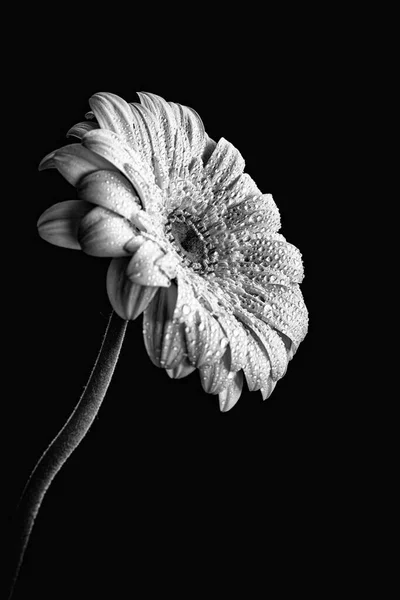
<box><xmin>171</xmin><ymin>220</ymin><xmax>206</xmax><ymax>264</ymax></box>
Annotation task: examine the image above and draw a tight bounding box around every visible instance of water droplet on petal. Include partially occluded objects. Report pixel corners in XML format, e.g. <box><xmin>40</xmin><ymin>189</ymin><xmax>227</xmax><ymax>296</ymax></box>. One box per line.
<box><xmin>182</xmin><ymin>304</ymin><xmax>191</xmax><ymax>316</ymax></box>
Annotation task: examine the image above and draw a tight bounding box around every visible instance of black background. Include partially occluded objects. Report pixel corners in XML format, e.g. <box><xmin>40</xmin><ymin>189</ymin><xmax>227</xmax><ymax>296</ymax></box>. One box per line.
<box><xmin>4</xmin><ymin>42</ymin><xmax>342</xmax><ymax>598</ymax></box>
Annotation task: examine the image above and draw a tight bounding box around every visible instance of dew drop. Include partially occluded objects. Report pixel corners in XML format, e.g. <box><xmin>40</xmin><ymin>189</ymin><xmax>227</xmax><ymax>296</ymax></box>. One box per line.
<box><xmin>182</xmin><ymin>304</ymin><xmax>191</xmax><ymax>316</ymax></box>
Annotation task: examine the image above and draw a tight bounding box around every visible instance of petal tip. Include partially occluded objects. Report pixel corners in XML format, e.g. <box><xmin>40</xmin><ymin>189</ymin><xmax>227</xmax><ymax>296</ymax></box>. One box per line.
<box><xmin>38</xmin><ymin>151</ymin><xmax>56</xmax><ymax>171</ymax></box>
<box><xmin>218</xmin><ymin>371</ymin><xmax>243</xmax><ymax>412</ymax></box>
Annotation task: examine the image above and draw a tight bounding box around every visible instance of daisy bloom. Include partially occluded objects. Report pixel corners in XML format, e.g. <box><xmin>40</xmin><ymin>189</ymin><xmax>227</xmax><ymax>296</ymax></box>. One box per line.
<box><xmin>38</xmin><ymin>92</ymin><xmax>308</xmax><ymax>412</ymax></box>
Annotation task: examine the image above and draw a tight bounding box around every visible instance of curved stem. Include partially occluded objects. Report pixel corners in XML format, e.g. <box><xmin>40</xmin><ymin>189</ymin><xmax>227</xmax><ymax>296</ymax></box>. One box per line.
<box><xmin>7</xmin><ymin>311</ymin><xmax>128</xmax><ymax>599</ymax></box>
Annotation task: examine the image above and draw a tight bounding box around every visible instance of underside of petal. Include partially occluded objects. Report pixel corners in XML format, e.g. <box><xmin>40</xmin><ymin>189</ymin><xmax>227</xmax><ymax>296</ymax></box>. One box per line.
<box><xmin>67</xmin><ymin>120</ymin><xmax>100</xmax><ymax>139</ymax></box>
<box><xmin>198</xmin><ymin>350</ymin><xmax>231</xmax><ymax>395</ymax></box>
<box><xmin>260</xmin><ymin>377</ymin><xmax>277</xmax><ymax>401</ymax></box>
<box><xmin>77</xmin><ymin>169</ymin><xmax>142</xmax><ymax>222</ymax></box>
<box><xmin>37</xmin><ymin>200</ymin><xmax>93</xmax><ymax>249</ymax></box>
<box><xmin>106</xmin><ymin>257</ymin><xmax>159</xmax><ymax>320</ymax></box>
<box><xmin>142</xmin><ymin>284</ymin><xmax>187</xmax><ymax>369</ymax></box>
<box><xmin>81</xmin><ymin>129</ymin><xmax>164</xmax><ymax>223</ymax></box>
<box><xmin>219</xmin><ymin>370</ymin><xmax>244</xmax><ymax>412</ymax></box>
<box><xmin>166</xmin><ymin>361</ymin><xmax>196</xmax><ymax>379</ymax></box>
<box><xmin>78</xmin><ymin>206</ymin><xmax>137</xmax><ymax>257</ymax></box>
<box><xmin>126</xmin><ymin>240</ymin><xmax>172</xmax><ymax>287</ymax></box>
<box><xmin>38</xmin><ymin>144</ymin><xmax>116</xmax><ymax>187</ymax></box>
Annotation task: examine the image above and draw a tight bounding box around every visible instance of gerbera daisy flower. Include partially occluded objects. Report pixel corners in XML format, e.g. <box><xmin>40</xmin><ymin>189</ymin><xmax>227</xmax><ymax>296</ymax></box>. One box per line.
<box><xmin>38</xmin><ymin>92</ymin><xmax>308</xmax><ymax>412</ymax></box>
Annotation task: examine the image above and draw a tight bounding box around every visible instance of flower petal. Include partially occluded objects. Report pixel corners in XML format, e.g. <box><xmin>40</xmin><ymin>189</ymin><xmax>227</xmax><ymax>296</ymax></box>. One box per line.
<box><xmin>198</xmin><ymin>347</ymin><xmax>231</xmax><ymax>395</ymax></box>
<box><xmin>168</xmin><ymin>115</ymin><xmax>192</xmax><ymax>180</ymax></box>
<box><xmin>204</xmin><ymin>137</ymin><xmax>246</xmax><ymax>191</ymax></box>
<box><xmin>255</xmin><ymin>236</ymin><xmax>304</xmax><ymax>283</ymax></box>
<box><xmin>135</xmin><ymin>92</ymin><xmax>179</xmax><ymax>172</ymax></box>
<box><xmin>143</xmin><ymin>284</ymin><xmax>187</xmax><ymax>369</ymax></box>
<box><xmin>89</xmin><ymin>92</ymin><xmax>139</xmax><ymax>151</ymax></box>
<box><xmin>261</xmin><ymin>283</ymin><xmax>309</xmax><ymax>350</ymax></box>
<box><xmin>155</xmin><ymin>252</ymin><xmax>180</xmax><ymax>280</ymax></box>
<box><xmin>178</xmin><ymin>103</ymin><xmax>206</xmax><ymax>160</ymax></box>
<box><xmin>126</xmin><ymin>240</ymin><xmax>172</xmax><ymax>287</ymax></box>
<box><xmin>169</xmin><ymin>274</ymin><xmax>228</xmax><ymax>368</ymax></box>
<box><xmin>129</xmin><ymin>100</ymin><xmax>169</xmax><ymax>186</ymax></box>
<box><xmin>166</xmin><ymin>361</ymin><xmax>196</xmax><ymax>379</ymax></box>
<box><xmin>222</xmin><ymin>172</ymin><xmax>262</xmax><ymax>208</ymax></box>
<box><xmin>77</xmin><ymin>169</ymin><xmax>142</xmax><ymax>221</ymax></box>
<box><xmin>225</xmin><ymin>194</ymin><xmax>281</xmax><ymax>236</ymax></box>
<box><xmin>219</xmin><ymin>370</ymin><xmax>244</xmax><ymax>412</ymax></box>
<box><xmin>38</xmin><ymin>144</ymin><xmax>116</xmax><ymax>187</ymax></box>
<box><xmin>66</xmin><ymin>121</ymin><xmax>100</xmax><ymax>139</ymax></box>
<box><xmin>260</xmin><ymin>378</ymin><xmax>277</xmax><ymax>401</ymax></box>
<box><xmin>136</xmin><ymin>92</ymin><xmax>207</xmax><ymax>179</ymax></box>
<box><xmin>168</xmin><ymin>101</ymin><xmax>205</xmax><ymax>175</ymax></box>
<box><xmin>81</xmin><ymin>129</ymin><xmax>165</xmax><ymax>220</ymax></box>
<box><xmin>215</xmin><ymin>311</ymin><xmax>248</xmax><ymax>371</ymax></box>
<box><xmin>185</xmin><ymin>308</ymin><xmax>228</xmax><ymax>368</ymax></box>
<box><xmin>237</xmin><ymin>311</ymin><xmax>288</xmax><ymax>382</ymax></box>
<box><xmin>106</xmin><ymin>257</ymin><xmax>158</xmax><ymax>320</ymax></box>
<box><xmin>37</xmin><ymin>200</ymin><xmax>93</xmax><ymax>249</ymax></box>
<box><xmin>241</xmin><ymin>331</ymin><xmax>271</xmax><ymax>392</ymax></box>
<box><xmin>201</xmin><ymin>135</ymin><xmax>217</xmax><ymax>165</ymax></box>
<box><xmin>78</xmin><ymin>206</ymin><xmax>137</xmax><ymax>257</ymax></box>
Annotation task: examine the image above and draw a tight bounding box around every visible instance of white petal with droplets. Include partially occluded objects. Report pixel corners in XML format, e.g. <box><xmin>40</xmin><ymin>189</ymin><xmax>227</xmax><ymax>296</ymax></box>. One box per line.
<box><xmin>135</xmin><ymin>92</ymin><xmax>179</xmax><ymax>174</ymax></box>
<box><xmin>81</xmin><ymin>129</ymin><xmax>165</xmax><ymax>224</ymax></box>
<box><xmin>261</xmin><ymin>283</ymin><xmax>309</xmax><ymax>350</ymax></box>
<box><xmin>214</xmin><ymin>310</ymin><xmax>248</xmax><ymax>371</ymax></box>
<box><xmin>204</xmin><ymin>137</ymin><xmax>246</xmax><ymax>192</ymax></box>
<box><xmin>219</xmin><ymin>370</ymin><xmax>244</xmax><ymax>412</ymax></box>
<box><xmin>199</xmin><ymin>350</ymin><xmax>231</xmax><ymax>395</ymax></box>
<box><xmin>126</xmin><ymin>240</ymin><xmax>171</xmax><ymax>287</ymax></box>
<box><xmin>143</xmin><ymin>284</ymin><xmax>187</xmax><ymax>369</ymax></box>
<box><xmin>77</xmin><ymin>169</ymin><xmax>143</xmax><ymax>222</ymax></box>
<box><xmin>241</xmin><ymin>331</ymin><xmax>271</xmax><ymax>392</ymax></box>
<box><xmin>78</xmin><ymin>206</ymin><xmax>137</xmax><ymax>257</ymax></box>
<box><xmin>171</xmin><ymin>274</ymin><xmax>228</xmax><ymax>368</ymax></box>
<box><xmin>236</xmin><ymin>310</ymin><xmax>288</xmax><ymax>382</ymax></box>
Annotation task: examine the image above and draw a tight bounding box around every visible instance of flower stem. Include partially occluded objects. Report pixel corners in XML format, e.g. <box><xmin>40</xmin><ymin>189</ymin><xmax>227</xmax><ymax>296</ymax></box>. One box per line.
<box><xmin>6</xmin><ymin>311</ymin><xmax>127</xmax><ymax>599</ymax></box>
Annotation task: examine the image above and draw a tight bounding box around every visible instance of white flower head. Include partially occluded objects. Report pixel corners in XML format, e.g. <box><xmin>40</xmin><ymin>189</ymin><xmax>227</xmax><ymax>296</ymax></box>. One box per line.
<box><xmin>38</xmin><ymin>92</ymin><xmax>308</xmax><ymax>411</ymax></box>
